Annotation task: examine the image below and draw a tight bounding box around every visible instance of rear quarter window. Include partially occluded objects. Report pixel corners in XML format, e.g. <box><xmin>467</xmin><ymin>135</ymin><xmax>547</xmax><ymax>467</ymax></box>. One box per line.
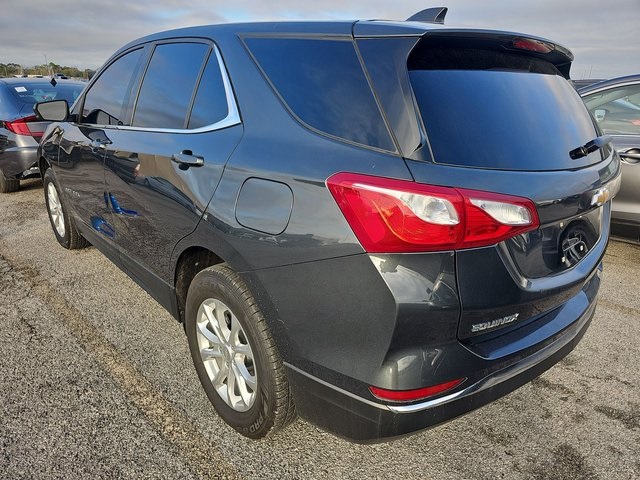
<box><xmin>244</xmin><ymin>37</ymin><xmax>395</xmax><ymax>152</ymax></box>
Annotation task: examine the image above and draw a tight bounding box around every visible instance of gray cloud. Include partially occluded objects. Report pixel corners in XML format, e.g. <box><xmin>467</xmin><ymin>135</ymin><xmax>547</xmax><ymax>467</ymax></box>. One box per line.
<box><xmin>1</xmin><ymin>0</ymin><xmax>638</xmax><ymax>79</ymax></box>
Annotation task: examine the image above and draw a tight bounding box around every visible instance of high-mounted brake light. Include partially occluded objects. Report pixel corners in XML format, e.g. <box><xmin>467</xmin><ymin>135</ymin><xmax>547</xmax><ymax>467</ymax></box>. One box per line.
<box><xmin>326</xmin><ymin>173</ymin><xmax>539</xmax><ymax>253</ymax></box>
<box><xmin>511</xmin><ymin>37</ymin><xmax>554</xmax><ymax>54</ymax></box>
<box><xmin>4</xmin><ymin>115</ymin><xmax>44</xmax><ymax>139</ymax></box>
<box><xmin>369</xmin><ymin>378</ymin><xmax>465</xmax><ymax>402</ymax></box>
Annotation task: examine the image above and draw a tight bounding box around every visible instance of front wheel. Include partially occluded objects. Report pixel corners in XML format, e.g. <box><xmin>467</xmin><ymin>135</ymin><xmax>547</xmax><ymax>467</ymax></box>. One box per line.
<box><xmin>43</xmin><ymin>169</ymin><xmax>89</xmax><ymax>250</ymax></box>
<box><xmin>185</xmin><ymin>265</ymin><xmax>295</xmax><ymax>438</ymax></box>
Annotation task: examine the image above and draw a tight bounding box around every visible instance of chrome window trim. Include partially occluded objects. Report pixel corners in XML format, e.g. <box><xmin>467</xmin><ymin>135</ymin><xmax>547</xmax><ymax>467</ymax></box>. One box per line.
<box><xmin>581</xmin><ymin>80</ymin><xmax>640</xmax><ymax>97</ymax></box>
<box><xmin>84</xmin><ymin>45</ymin><xmax>240</xmax><ymax>134</ymax></box>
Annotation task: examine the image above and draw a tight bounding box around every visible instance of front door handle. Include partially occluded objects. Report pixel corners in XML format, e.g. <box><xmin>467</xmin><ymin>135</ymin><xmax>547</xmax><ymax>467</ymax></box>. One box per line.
<box><xmin>90</xmin><ymin>138</ymin><xmax>111</xmax><ymax>150</ymax></box>
<box><xmin>171</xmin><ymin>150</ymin><xmax>204</xmax><ymax>168</ymax></box>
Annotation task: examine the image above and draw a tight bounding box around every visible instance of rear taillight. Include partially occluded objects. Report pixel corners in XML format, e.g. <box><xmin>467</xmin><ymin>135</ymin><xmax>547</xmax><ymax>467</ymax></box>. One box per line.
<box><xmin>4</xmin><ymin>115</ymin><xmax>44</xmax><ymax>140</ymax></box>
<box><xmin>326</xmin><ymin>173</ymin><xmax>539</xmax><ymax>253</ymax></box>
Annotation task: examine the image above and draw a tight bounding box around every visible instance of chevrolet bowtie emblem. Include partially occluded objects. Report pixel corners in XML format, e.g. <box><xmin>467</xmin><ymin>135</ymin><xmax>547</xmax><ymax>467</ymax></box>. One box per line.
<box><xmin>590</xmin><ymin>188</ymin><xmax>611</xmax><ymax>207</ymax></box>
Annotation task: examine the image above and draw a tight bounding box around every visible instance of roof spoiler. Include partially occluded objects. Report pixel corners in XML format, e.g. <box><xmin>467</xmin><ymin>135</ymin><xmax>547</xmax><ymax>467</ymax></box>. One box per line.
<box><xmin>406</xmin><ymin>7</ymin><xmax>448</xmax><ymax>24</ymax></box>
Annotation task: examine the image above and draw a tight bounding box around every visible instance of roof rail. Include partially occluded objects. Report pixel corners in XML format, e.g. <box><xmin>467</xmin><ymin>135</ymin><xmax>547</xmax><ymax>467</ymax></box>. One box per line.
<box><xmin>406</xmin><ymin>7</ymin><xmax>448</xmax><ymax>24</ymax></box>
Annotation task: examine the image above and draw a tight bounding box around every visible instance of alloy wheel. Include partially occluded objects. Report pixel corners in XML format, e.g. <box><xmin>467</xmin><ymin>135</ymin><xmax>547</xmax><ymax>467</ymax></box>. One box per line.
<box><xmin>195</xmin><ymin>298</ymin><xmax>257</xmax><ymax>412</ymax></box>
<box><xmin>47</xmin><ymin>182</ymin><xmax>66</xmax><ymax>238</ymax></box>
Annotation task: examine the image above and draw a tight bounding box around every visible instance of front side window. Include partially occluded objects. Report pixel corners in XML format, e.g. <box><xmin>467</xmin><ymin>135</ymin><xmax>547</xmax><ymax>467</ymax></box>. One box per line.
<box><xmin>583</xmin><ymin>84</ymin><xmax>640</xmax><ymax>135</ymax></box>
<box><xmin>244</xmin><ymin>37</ymin><xmax>395</xmax><ymax>151</ymax></box>
<box><xmin>82</xmin><ymin>48</ymin><xmax>144</xmax><ymax>125</ymax></box>
<box><xmin>132</xmin><ymin>42</ymin><xmax>208</xmax><ymax>129</ymax></box>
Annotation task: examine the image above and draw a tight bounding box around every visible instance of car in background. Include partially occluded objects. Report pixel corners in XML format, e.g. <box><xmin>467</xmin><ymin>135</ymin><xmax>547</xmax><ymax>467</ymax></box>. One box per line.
<box><xmin>36</xmin><ymin>10</ymin><xmax>620</xmax><ymax>442</ymax></box>
<box><xmin>572</xmin><ymin>79</ymin><xmax>605</xmax><ymax>90</ymax></box>
<box><xmin>0</xmin><ymin>78</ymin><xmax>84</xmax><ymax>193</ymax></box>
<box><xmin>580</xmin><ymin>75</ymin><xmax>640</xmax><ymax>242</ymax></box>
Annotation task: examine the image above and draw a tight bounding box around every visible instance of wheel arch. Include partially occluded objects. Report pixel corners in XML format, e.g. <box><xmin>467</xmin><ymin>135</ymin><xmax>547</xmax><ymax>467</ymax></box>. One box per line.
<box><xmin>38</xmin><ymin>156</ymin><xmax>51</xmax><ymax>176</ymax></box>
<box><xmin>174</xmin><ymin>246</ymin><xmax>225</xmax><ymax>323</ymax></box>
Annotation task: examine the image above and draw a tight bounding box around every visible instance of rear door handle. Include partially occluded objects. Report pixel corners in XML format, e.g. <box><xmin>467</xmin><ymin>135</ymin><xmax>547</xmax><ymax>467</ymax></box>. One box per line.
<box><xmin>171</xmin><ymin>150</ymin><xmax>204</xmax><ymax>168</ymax></box>
<box><xmin>619</xmin><ymin>151</ymin><xmax>640</xmax><ymax>164</ymax></box>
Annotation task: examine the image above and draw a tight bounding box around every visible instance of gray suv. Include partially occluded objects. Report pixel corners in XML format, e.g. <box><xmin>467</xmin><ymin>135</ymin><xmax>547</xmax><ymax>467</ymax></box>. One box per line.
<box><xmin>36</xmin><ymin>10</ymin><xmax>620</xmax><ymax>442</ymax></box>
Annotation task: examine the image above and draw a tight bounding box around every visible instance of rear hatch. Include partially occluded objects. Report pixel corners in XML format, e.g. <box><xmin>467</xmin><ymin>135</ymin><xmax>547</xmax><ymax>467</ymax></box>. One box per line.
<box><xmin>356</xmin><ymin>26</ymin><xmax>621</xmax><ymax>343</ymax></box>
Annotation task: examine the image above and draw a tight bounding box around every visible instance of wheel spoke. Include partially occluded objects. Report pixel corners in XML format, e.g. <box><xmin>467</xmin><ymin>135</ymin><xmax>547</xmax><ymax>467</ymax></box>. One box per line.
<box><xmin>212</xmin><ymin>362</ymin><xmax>229</xmax><ymax>387</ymax></box>
<box><xmin>212</xmin><ymin>299</ymin><xmax>232</xmax><ymax>343</ymax></box>
<box><xmin>200</xmin><ymin>346</ymin><xmax>223</xmax><ymax>361</ymax></box>
<box><xmin>230</xmin><ymin>315</ymin><xmax>241</xmax><ymax>344</ymax></box>
<box><xmin>202</xmin><ymin>303</ymin><xmax>228</xmax><ymax>344</ymax></box>
<box><xmin>234</xmin><ymin>344</ymin><xmax>251</xmax><ymax>356</ymax></box>
<box><xmin>196</xmin><ymin>318</ymin><xmax>223</xmax><ymax>346</ymax></box>
<box><xmin>226</xmin><ymin>363</ymin><xmax>238</xmax><ymax>406</ymax></box>
<box><xmin>233</xmin><ymin>358</ymin><xmax>257</xmax><ymax>391</ymax></box>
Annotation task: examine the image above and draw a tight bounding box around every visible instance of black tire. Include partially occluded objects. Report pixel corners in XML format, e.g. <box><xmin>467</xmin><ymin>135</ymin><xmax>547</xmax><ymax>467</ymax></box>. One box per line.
<box><xmin>185</xmin><ymin>265</ymin><xmax>295</xmax><ymax>439</ymax></box>
<box><xmin>0</xmin><ymin>168</ymin><xmax>20</xmax><ymax>193</ymax></box>
<box><xmin>43</xmin><ymin>169</ymin><xmax>89</xmax><ymax>250</ymax></box>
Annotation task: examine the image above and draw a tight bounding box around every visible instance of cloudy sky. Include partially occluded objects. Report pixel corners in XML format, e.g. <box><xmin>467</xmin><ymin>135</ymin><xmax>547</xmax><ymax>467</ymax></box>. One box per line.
<box><xmin>1</xmin><ymin>0</ymin><xmax>638</xmax><ymax>79</ymax></box>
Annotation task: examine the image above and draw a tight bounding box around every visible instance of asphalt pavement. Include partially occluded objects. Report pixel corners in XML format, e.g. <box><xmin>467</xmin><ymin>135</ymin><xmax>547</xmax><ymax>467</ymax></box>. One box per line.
<box><xmin>0</xmin><ymin>179</ymin><xmax>638</xmax><ymax>480</ymax></box>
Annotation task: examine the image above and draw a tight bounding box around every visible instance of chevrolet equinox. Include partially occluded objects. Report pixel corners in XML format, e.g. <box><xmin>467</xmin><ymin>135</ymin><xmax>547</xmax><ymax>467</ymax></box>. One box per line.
<box><xmin>36</xmin><ymin>8</ymin><xmax>621</xmax><ymax>442</ymax></box>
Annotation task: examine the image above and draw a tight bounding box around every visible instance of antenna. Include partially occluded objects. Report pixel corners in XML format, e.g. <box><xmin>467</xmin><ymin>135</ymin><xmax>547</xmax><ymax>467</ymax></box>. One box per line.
<box><xmin>406</xmin><ymin>7</ymin><xmax>448</xmax><ymax>24</ymax></box>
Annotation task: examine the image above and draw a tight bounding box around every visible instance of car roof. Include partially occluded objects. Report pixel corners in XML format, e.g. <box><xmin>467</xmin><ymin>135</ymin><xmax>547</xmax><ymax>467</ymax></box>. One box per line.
<box><xmin>578</xmin><ymin>74</ymin><xmax>640</xmax><ymax>94</ymax></box>
<box><xmin>117</xmin><ymin>19</ymin><xmax>566</xmax><ymax>52</ymax></box>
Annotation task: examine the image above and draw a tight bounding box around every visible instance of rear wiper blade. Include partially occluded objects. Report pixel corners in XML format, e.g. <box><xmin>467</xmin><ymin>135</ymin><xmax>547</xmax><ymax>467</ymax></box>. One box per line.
<box><xmin>569</xmin><ymin>135</ymin><xmax>612</xmax><ymax>160</ymax></box>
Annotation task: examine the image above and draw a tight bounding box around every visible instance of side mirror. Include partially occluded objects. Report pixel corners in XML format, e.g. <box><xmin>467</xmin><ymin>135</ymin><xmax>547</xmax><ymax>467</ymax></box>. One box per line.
<box><xmin>35</xmin><ymin>100</ymin><xmax>69</xmax><ymax>122</ymax></box>
<box><xmin>593</xmin><ymin>108</ymin><xmax>607</xmax><ymax>122</ymax></box>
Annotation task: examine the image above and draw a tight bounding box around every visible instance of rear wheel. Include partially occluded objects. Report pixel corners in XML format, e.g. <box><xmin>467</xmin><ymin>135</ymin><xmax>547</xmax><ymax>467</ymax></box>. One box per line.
<box><xmin>0</xmin><ymin>168</ymin><xmax>20</xmax><ymax>193</ymax></box>
<box><xmin>185</xmin><ymin>265</ymin><xmax>295</xmax><ymax>438</ymax></box>
<box><xmin>43</xmin><ymin>169</ymin><xmax>89</xmax><ymax>250</ymax></box>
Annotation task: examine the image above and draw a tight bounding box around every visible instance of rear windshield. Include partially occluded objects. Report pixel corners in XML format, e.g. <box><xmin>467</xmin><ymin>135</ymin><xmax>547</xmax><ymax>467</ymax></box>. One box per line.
<box><xmin>7</xmin><ymin>82</ymin><xmax>84</xmax><ymax>107</ymax></box>
<box><xmin>409</xmin><ymin>46</ymin><xmax>600</xmax><ymax>170</ymax></box>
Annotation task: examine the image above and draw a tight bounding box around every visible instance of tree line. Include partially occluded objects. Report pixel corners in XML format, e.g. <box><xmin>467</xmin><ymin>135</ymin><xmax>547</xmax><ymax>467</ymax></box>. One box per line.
<box><xmin>0</xmin><ymin>62</ymin><xmax>95</xmax><ymax>79</ymax></box>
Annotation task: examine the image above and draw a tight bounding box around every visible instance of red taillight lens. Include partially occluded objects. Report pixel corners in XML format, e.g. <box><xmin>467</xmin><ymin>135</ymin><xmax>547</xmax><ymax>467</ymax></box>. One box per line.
<box><xmin>326</xmin><ymin>173</ymin><xmax>539</xmax><ymax>253</ymax></box>
<box><xmin>369</xmin><ymin>378</ymin><xmax>465</xmax><ymax>402</ymax></box>
<box><xmin>4</xmin><ymin>115</ymin><xmax>44</xmax><ymax>139</ymax></box>
<box><xmin>511</xmin><ymin>37</ymin><xmax>554</xmax><ymax>54</ymax></box>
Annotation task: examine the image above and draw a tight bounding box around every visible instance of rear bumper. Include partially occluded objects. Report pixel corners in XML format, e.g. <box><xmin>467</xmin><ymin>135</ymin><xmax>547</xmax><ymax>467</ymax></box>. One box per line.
<box><xmin>0</xmin><ymin>146</ymin><xmax>38</xmax><ymax>178</ymax></box>
<box><xmin>286</xmin><ymin>290</ymin><xmax>598</xmax><ymax>443</ymax></box>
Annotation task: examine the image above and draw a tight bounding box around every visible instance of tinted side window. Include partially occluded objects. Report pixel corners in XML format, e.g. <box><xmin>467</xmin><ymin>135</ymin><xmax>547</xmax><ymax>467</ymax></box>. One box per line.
<box><xmin>187</xmin><ymin>50</ymin><xmax>229</xmax><ymax>129</ymax></box>
<box><xmin>132</xmin><ymin>43</ymin><xmax>208</xmax><ymax>129</ymax></box>
<box><xmin>245</xmin><ymin>38</ymin><xmax>394</xmax><ymax>151</ymax></box>
<box><xmin>82</xmin><ymin>48</ymin><xmax>144</xmax><ymax>125</ymax></box>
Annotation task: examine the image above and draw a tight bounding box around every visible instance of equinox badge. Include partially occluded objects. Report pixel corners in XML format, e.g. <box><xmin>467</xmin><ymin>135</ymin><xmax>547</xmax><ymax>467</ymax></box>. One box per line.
<box><xmin>471</xmin><ymin>313</ymin><xmax>520</xmax><ymax>333</ymax></box>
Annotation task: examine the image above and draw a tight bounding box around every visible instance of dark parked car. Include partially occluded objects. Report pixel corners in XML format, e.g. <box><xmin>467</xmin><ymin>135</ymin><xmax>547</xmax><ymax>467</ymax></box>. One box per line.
<box><xmin>580</xmin><ymin>75</ymin><xmax>640</xmax><ymax>242</ymax></box>
<box><xmin>36</xmin><ymin>10</ymin><xmax>620</xmax><ymax>442</ymax></box>
<box><xmin>0</xmin><ymin>78</ymin><xmax>84</xmax><ymax>192</ymax></box>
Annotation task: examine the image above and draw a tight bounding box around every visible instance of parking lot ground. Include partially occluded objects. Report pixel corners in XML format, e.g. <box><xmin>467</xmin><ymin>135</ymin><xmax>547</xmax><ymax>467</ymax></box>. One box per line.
<box><xmin>1</xmin><ymin>180</ymin><xmax>639</xmax><ymax>480</ymax></box>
